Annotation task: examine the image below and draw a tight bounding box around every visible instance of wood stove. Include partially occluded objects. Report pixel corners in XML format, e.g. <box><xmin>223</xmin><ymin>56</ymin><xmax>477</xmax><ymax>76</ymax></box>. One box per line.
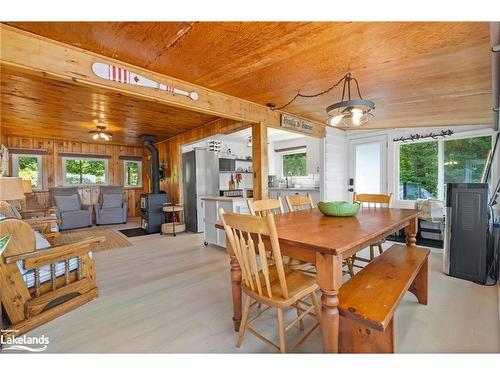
<box><xmin>141</xmin><ymin>135</ymin><xmax>167</xmax><ymax>233</ymax></box>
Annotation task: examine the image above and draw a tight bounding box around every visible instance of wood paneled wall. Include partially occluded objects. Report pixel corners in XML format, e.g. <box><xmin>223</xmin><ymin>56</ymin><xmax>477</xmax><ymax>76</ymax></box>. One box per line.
<box><xmin>1</xmin><ymin>134</ymin><xmax>148</xmax><ymax>217</ymax></box>
<box><xmin>157</xmin><ymin>118</ymin><xmax>251</xmax><ymax>204</ymax></box>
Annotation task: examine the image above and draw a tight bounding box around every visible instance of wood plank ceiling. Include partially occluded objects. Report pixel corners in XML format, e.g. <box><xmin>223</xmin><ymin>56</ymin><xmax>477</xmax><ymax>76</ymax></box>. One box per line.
<box><xmin>2</xmin><ymin>22</ymin><xmax>494</xmax><ymax>137</ymax></box>
<box><xmin>0</xmin><ymin>66</ymin><xmax>219</xmax><ymax>145</ymax></box>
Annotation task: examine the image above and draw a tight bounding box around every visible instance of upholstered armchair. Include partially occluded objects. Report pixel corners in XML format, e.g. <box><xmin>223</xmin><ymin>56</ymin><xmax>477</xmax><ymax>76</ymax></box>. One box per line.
<box><xmin>51</xmin><ymin>187</ymin><xmax>93</xmax><ymax>230</ymax></box>
<box><xmin>94</xmin><ymin>186</ymin><xmax>127</xmax><ymax>225</ymax></box>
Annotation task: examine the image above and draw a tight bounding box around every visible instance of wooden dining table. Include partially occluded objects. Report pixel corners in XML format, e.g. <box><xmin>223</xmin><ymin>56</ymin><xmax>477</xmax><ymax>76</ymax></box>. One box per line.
<box><xmin>216</xmin><ymin>207</ymin><xmax>421</xmax><ymax>353</ymax></box>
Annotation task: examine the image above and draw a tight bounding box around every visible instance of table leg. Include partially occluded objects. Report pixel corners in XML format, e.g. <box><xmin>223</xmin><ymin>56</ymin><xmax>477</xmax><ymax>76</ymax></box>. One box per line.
<box><xmin>405</xmin><ymin>217</ymin><xmax>417</xmax><ymax>246</ymax></box>
<box><xmin>316</xmin><ymin>252</ymin><xmax>343</xmax><ymax>353</ymax></box>
<box><xmin>227</xmin><ymin>235</ymin><xmax>242</xmax><ymax>332</ymax></box>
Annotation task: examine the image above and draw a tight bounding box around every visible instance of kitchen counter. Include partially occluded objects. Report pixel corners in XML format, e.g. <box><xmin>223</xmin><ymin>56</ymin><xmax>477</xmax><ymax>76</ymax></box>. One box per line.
<box><xmin>202</xmin><ymin>196</ymin><xmax>251</xmax><ymax>247</ymax></box>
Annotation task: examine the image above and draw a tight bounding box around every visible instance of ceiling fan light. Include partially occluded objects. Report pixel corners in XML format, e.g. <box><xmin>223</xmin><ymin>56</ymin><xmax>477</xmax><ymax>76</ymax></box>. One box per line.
<box><xmin>89</xmin><ymin>125</ymin><xmax>112</xmax><ymax>141</ymax></box>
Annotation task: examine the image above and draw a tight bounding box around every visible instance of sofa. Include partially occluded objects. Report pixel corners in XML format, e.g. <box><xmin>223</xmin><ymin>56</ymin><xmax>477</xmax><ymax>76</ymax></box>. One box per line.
<box><xmin>94</xmin><ymin>186</ymin><xmax>127</xmax><ymax>225</ymax></box>
<box><xmin>51</xmin><ymin>187</ymin><xmax>93</xmax><ymax>230</ymax></box>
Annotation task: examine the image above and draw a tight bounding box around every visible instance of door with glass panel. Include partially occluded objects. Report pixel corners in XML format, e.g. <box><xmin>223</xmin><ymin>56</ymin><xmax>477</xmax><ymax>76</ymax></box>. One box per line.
<box><xmin>348</xmin><ymin>135</ymin><xmax>387</xmax><ymax>201</ymax></box>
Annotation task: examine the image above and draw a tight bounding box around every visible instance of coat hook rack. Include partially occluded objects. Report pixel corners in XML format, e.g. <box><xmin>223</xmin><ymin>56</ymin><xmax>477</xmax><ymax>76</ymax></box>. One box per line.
<box><xmin>393</xmin><ymin>129</ymin><xmax>454</xmax><ymax>143</ymax></box>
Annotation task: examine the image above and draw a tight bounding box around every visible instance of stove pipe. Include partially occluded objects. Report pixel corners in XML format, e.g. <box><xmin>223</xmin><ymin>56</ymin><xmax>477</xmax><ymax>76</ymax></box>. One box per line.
<box><xmin>143</xmin><ymin>135</ymin><xmax>160</xmax><ymax>194</ymax></box>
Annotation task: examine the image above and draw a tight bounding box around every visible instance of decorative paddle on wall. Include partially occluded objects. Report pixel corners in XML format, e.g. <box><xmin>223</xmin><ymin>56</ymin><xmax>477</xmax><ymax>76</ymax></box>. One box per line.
<box><xmin>91</xmin><ymin>62</ymin><xmax>199</xmax><ymax>101</ymax></box>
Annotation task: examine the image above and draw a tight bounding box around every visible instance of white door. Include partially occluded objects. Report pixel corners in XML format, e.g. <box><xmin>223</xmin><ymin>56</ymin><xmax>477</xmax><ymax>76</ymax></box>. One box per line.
<box><xmin>348</xmin><ymin>135</ymin><xmax>387</xmax><ymax>201</ymax></box>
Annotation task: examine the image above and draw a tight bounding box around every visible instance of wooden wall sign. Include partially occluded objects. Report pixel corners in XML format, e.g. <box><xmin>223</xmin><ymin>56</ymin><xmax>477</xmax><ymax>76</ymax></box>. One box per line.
<box><xmin>280</xmin><ymin>114</ymin><xmax>315</xmax><ymax>134</ymax></box>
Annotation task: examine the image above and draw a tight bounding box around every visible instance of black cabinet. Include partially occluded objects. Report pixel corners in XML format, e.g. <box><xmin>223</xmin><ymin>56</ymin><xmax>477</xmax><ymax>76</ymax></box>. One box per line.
<box><xmin>447</xmin><ymin>183</ymin><xmax>489</xmax><ymax>284</ymax></box>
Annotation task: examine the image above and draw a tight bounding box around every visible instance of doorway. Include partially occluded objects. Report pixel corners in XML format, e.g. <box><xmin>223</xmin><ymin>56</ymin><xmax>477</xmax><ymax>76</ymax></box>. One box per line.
<box><xmin>348</xmin><ymin>135</ymin><xmax>387</xmax><ymax>201</ymax></box>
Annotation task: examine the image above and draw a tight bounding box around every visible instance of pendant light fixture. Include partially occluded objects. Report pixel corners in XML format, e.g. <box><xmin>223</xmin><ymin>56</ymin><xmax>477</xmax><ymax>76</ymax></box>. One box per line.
<box><xmin>326</xmin><ymin>73</ymin><xmax>374</xmax><ymax>128</ymax></box>
<box><xmin>268</xmin><ymin>72</ymin><xmax>375</xmax><ymax>128</ymax></box>
<box><xmin>89</xmin><ymin>125</ymin><xmax>112</xmax><ymax>141</ymax></box>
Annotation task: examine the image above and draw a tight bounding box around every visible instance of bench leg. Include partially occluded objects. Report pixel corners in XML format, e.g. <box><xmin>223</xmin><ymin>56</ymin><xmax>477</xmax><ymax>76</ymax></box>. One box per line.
<box><xmin>409</xmin><ymin>257</ymin><xmax>428</xmax><ymax>305</ymax></box>
<box><xmin>339</xmin><ymin>316</ymin><xmax>394</xmax><ymax>353</ymax></box>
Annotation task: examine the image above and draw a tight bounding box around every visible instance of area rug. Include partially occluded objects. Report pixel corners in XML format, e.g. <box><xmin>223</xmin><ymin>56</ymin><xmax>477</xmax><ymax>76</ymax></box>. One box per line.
<box><xmin>119</xmin><ymin>227</ymin><xmax>155</xmax><ymax>238</ymax></box>
<box><xmin>56</xmin><ymin>227</ymin><xmax>133</xmax><ymax>252</ymax></box>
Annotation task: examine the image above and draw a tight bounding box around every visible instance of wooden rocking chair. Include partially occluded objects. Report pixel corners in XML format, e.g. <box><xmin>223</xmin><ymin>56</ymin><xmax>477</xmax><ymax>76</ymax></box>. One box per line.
<box><xmin>0</xmin><ymin>218</ymin><xmax>104</xmax><ymax>338</ymax></box>
<box><xmin>0</xmin><ymin>201</ymin><xmax>61</xmax><ymax>246</ymax></box>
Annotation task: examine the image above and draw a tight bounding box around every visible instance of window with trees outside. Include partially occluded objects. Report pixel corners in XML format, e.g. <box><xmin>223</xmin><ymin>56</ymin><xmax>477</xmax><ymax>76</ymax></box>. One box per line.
<box><xmin>63</xmin><ymin>157</ymin><xmax>108</xmax><ymax>185</ymax></box>
<box><xmin>282</xmin><ymin>151</ymin><xmax>307</xmax><ymax>177</ymax></box>
<box><xmin>123</xmin><ymin>160</ymin><xmax>142</xmax><ymax>188</ymax></box>
<box><xmin>398</xmin><ymin>135</ymin><xmax>492</xmax><ymax>201</ymax></box>
<box><xmin>13</xmin><ymin>154</ymin><xmax>42</xmax><ymax>189</ymax></box>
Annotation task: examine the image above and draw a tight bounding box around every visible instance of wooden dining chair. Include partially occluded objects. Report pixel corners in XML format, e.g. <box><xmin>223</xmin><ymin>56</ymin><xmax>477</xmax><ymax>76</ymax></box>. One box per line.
<box><xmin>249</xmin><ymin>197</ymin><xmax>311</xmax><ymax>272</ymax></box>
<box><xmin>284</xmin><ymin>194</ymin><xmax>314</xmax><ymax>212</ymax></box>
<box><xmin>351</xmin><ymin>192</ymin><xmax>393</xmax><ymax>268</ymax></box>
<box><xmin>247</xmin><ymin>197</ymin><xmax>284</xmax><ymax>216</ymax></box>
<box><xmin>219</xmin><ymin>208</ymin><xmax>321</xmax><ymax>353</ymax></box>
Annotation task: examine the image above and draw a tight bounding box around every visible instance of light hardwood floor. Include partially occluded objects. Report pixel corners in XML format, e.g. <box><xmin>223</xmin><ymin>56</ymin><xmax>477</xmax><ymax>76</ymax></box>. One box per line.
<box><xmin>28</xmin><ymin>220</ymin><xmax>500</xmax><ymax>353</ymax></box>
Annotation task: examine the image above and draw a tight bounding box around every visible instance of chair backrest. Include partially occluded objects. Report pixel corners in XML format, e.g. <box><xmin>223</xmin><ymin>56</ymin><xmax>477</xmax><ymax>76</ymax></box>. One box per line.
<box><xmin>285</xmin><ymin>194</ymin><xmax>314</xmax><ymax>212</ymax></box>
<box><xmin>353</xmin><ymin>192</ymin><xmax>393</xmax><ymax>208</ymax></box>
<box><xmin>0</xmin><ymin>218</ymin><xmax>36</xmax><ymax>257</ymax></box>
<box><xmin>99</xmin><ymin>186</ymin><xmax>124</xmax><ymax>204</ymax></box>
<box><xmin>51</xmin><ymin>187</ymin><xmax>82</xmax><ymax>208</ymax></box>
<box><xmin>247</xmin><ymin>198</ymin><xmax>284</xmax><ymax>217</ymax></box>
<box><xmin>219</xmin><ymin>208</ymin><xmax>289</xmax><ymax>299</ymax></box>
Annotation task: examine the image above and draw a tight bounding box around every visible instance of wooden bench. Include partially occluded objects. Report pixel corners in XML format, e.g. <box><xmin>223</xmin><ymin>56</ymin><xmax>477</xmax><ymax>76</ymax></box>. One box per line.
<box><xmin>338</xmin><ymin>244</ymin><xmax>430</xmax><ymax>353</ymax></box>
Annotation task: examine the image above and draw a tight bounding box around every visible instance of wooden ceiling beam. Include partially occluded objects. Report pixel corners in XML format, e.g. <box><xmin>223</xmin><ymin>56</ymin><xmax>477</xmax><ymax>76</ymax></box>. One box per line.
<box><xmin>0</xmin><ymin>24</ymin><xmax>325</xmax><ymax>138</ymax></box>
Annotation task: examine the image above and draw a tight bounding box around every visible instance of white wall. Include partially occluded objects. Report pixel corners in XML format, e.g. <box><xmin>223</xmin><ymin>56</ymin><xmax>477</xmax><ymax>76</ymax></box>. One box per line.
<box><xmin>268</xmin><ymin>142</ymin><xmax>276</xmax><ymax>175</ymax></box>
<box><xmin>323</xmin><ymin>127</ymin><xmax>348</xmax><ymax>201</ymax></box>
<box><xmin>218</xmin><ymin>139</ymin><xmax>253</xmax><ymax>189</ymax></box>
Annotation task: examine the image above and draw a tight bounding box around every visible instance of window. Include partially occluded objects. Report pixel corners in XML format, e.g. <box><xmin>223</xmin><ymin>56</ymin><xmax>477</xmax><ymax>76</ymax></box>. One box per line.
<box><xmin>13</xmin><ymin>154</ymin><xmax>43</xmax><ymax>189</ymax></box>
<box><xmin>399</xmin><ymin>141</ymin><xmax>438</xmax><ymax>200</ymax></box>
<box><xmin>398</xmin><ymin>135</ymin><xmax>492</xmax><ymax>201</ymax></box>
<box><xmin>123</xmin><ymin>160</ymin><xmax>142</xmax><ymax>188</ymax></box>
<box><xmin>282</xmin><ymin>151</ymin><xmax>307</xmax><ymax>177</ymax></box>
<box><xmin>443</xmin><ymin>136</ymin><xmax>491</xmax><ymax>184</ymax></box>
<box><xmin>63</xmin><ymin>157</ymin><xmax>108</xmax><ymax>185</ymax></box>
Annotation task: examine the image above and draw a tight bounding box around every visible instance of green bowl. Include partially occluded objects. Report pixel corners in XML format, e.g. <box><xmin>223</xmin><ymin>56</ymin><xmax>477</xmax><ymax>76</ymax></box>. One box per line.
<box><xmin>317</xmin><ymin>201</ymin><xmax>360</xmax><ymax>217</ymax></box>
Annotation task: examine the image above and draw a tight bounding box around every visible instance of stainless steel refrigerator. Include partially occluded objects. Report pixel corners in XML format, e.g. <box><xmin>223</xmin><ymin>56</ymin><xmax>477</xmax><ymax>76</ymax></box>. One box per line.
<box><xmin>182</xmin><ymin>148</ymin><xmax>219</xmax><ymax>232</ymax></box>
